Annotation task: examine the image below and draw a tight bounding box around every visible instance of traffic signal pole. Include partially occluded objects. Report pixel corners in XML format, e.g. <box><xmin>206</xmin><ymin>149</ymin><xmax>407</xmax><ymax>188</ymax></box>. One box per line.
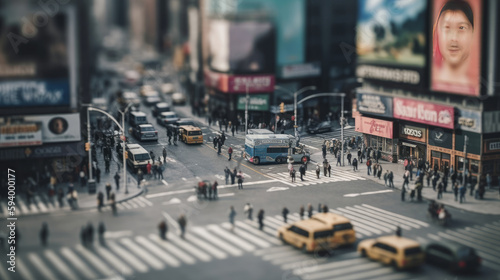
<box><xmin>87</xmin><ymin>107</ymin><xmax>93</xmax><ymax>182</ymax></box>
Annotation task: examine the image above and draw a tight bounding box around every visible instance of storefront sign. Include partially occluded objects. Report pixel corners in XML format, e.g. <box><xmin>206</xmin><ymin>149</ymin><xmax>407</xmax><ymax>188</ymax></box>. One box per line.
<box><xmin>399</xmin><ymin>123</ymin><xmax>426</xmax><ymax>143</ymax></box>
<box><xmin>0</xmin><ymin>123</ymin><xmax>42</xmax><ymax>147</ymax></box>
<box><xmin>21</xmin><ymin>113</ymin><xmax>81</xmax><ymax>143</ymax></box>
<box><xmin>280</xmin><ymin>62</ymin><xmax>321</xmax><ymax>79</ymax></box>
<box><xmin>237</xmin><ymin>94</ymin><xmax>269</xmax><ymax>111</ymax></box>
<box><xmin>355</xmin><ymin>116</ymin><xmax>393</xmax><ymax>138</ymax></box>
<box><xmin>428</xmin><ymin>127</ymin><xmax>452</xmax><ymax>149</ymax></box>
<box><xmin>204</xmin><ymin>69</ymin><xmax>275</xmax><ymax>93</ymax></box>
<box><xmin>357</xmin><ymin>93</ymin><xmax>393</xmax><ymax>117</ymax></box>
<box><xmin>457</xmin><ymin>109</ymin><xmax>482</xmax><ymax>133</ymax></box>
<box><xmin>483</xmin><ymin>111</ymin><xmax>500</xmax><ymax>133</ymax></box>
<box><xmin>0</xmin><ymin>141</ymin><xmax>86</xmax><ymax>160</ymax></box>
<box><xmin>0</xmin><ymin>79</ymin><xmax>70</xmax><ymax>108</ymax></box>
<box><xmin>393</xmin><ymin>98</ymin><xmax>454</xmax><ymax>129</ymax></box>
<box><xmin>484</xmin><ymin>139</ymin><xmax>500</xmax><ymax>154</ymax></box>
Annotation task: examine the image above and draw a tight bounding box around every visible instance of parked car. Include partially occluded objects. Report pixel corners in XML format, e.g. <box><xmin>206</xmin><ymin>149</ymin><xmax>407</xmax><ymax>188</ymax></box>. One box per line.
<box><xmin>156</xmin><ymin>111</ymin><xmax>178</xmax><ymax>127</ymax></box>
<box><xmin>133</xmin><ymin>124</ymin><xmax>158</xmax><ymax>141</ymax></box>
<box><xmin>152</xmin><ymin>102</ymin><xmax>171</xmax><ymax>117</ymax></box>
<box><xmin>307</xmin><ymin>121</ymin><xmax>333</xmax><ymax>134</ymax></box>
<box><xmin>424</xmin><ymin>241</ymin><xmax>481</xmax><ymax>273</ymax></box>
<box><xmin>172</xmin><ymin>92</ymin><xmax>186</xmax><ymax>105</ymax></box>
<box><xmin>143</xmin><ymin>96</ymin><xmax>162</xmax><ymax>106</ymax></box>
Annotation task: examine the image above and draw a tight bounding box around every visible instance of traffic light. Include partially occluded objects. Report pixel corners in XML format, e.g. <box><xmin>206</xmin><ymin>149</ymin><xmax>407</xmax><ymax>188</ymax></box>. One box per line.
<box><xmin>280</xmin><ymin>102</ymin><xmax>285</xmax><ymax>113</ymax></box>
<box><xmin>85</xmin><ymin>142</ymin><xmax>90</xmax><ymax>151</ymax></box>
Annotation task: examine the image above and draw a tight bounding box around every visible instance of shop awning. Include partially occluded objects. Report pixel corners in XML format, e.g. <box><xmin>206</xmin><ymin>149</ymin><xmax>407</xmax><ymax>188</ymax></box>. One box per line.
<box><xmin>402</xmin><ymin>142</ymin><xmax>417</xmax><ymax>148</ymax></box>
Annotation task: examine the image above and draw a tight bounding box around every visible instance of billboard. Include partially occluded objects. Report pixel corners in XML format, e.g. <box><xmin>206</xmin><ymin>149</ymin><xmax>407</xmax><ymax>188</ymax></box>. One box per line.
<box><xmin>356</xmin><ymin>92</ymin><xmax>393</xmax><ymax>117</ymax></box>
<box><xmin>208</xmin><ymin>18</ymin><xmax>276</xmax><ymax>74</ymax></box>
<box><xmin>272</xmin><ymin>0</ymin><xmax>305</xmax><ymax>67</ymax></box>
<box><xmin>23</xmin><ymin>113</ymin><xmax>81</xmax><ymax>143</ymax></box>
<box><xmin>431</xmin><ymin>0</ymin><xmax>482</xmax><ymax>96</ymax></box>
<box><xmin>237</xmin><ymin>94</ymin><xmax>269</xmax><ymax>111</ymax></box>
<box><xmin>0</xmin><ymin>1</ymin><xmax>74</xmax><ymax>108</ymax></box>
<box><xmin>355</xmin><ymin>116</ymin><xmax>394</xmax><ymax>138</ymax></box>
<box><xmin>204</xmin><ymin>70</ymin><xmax>275</xmax><ymax>93</ymax></box>
<box><xmin>393</xmin><ymin>97</ymin><xmax>454</xmax><ymax>129</ymax></box>
<box><xmin>356</xmin><ymin>0</ymin><xmax>427</xmax><ymax>87</ymax></box>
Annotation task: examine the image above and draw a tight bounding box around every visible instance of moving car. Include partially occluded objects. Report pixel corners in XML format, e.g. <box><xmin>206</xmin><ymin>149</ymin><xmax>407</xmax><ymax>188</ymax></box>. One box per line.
<box><xmin>142</xmin><ymin>90</ymin><xmax>160</xmax><ymax>98</ymax></box>
<box><xmin>139</xmin><ymin>85</ymin><xmax>156</xmax><ymax>97</ymax></box>
<box><xmin>144</xmin><ymin>96</ymin><xmax>162</xmax><ymax>106</ymax></box>
<box><xmin>133</xmin><ymin>124</ymin><xmax>158</xmax><ymax>141</ymax></box>
<box><xmin>179</xmin><ymin>125</ymin><xmax>203</xmax><ymax>144</ymax></box>
<box><xmin>128</xmin><ymin>111</ymin><xmax>148</xmax><ymax>127</ymax></box>
<box><xmin>424</xmin><ymin>241</ymin><xmax>481</xmax><ymax>272</ymax></box>
<box><xmin>126</xmin><ymin>146</ymin><xmax>152</xmax><ymax>173</ymax></box>
<box><xmin>358</xmin><ymin>235</ymin><xmax>424</xmax><ymax>270</ymax></box>
<box><xmin>277</xmin><ymin>219</ymin><xmax>337</xmax><ymax>253</ymax></box>
<box><xmin>311</xmin><ymin>213</ymin><xmax>356</xmax><ymax>246</ymax></box>
<box><xmin>172</xmin><ymin>92</ymin><xmax>186</xmax><ymax>105</ymax></box>
<box><xmin>152</xmin><ymin>102</ymin><xmax>171</xmax><ymax>117</ymax></box>
<box><xmin>118</xmin><ymin>91</ymin><xmax>141</xmax><ymax>108</ymax></box>
<box><xmin>161</xmin><ymin>83</ymin><xmax>175</xmax><ymax>94</ymax></box>
<box><xmin>156</xmin><ymin>112</ymin><xmax>178</xmax><ymax>127</ymax></box>
<box><xmin>116</xmin><ymin>143</ymin><xmax>142</xmax><ymax>158</ymax></box>
<box><xmin>288</xmin><ymin>145</ymin><xmax>311</xmax><ymax>164</ymax></box>
<box><xmin>307</xmin><ymin>121</ymin><xmax>333</xmax><ymax>134</ymax></box>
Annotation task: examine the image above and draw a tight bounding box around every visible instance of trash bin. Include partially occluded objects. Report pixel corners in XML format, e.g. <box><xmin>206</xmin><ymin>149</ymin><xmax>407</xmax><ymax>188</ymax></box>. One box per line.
<box><xmin>88</xmin><ymin>179</ymin><xmax>97</xmax><ymax>194</ymax></box>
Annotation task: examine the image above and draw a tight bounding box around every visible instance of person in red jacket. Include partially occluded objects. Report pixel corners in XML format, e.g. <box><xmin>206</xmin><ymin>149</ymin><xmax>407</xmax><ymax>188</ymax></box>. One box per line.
<box><xmin>228</xmin><ymin>146</ymin><xmax>233</xmax><ymax>161</ymax></box>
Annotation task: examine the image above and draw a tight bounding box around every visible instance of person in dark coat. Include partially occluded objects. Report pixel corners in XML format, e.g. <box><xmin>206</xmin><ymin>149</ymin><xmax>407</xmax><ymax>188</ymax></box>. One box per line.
<box><xmin>213</xmin><ymin>136</ymin><xmax>218</xmax><ymax>149</ymax></box>
<box><xmin>257</xmin><ymin>209</ymin><xmax>265</xmax><ymax>230</ymax></box>
<box><xmin>299</xmin><ymin>164</ymin><xmax>306</xmax><ymax>181</ymax></box>
<box><xmin>114</xmin><ymin>172</ymin><xmax>120</xmax><ymax>191</ymax></box>
<box><xmin>307</xmin><ymin>203</ymin><xmax>313</xmax><ymax>218</ymax></box>
<box><xmin>282</xmin><ymin>207</ymin><xmax>289</xmax><ymax>223</ymax></box>
<box><xmin>40</xmin><ymin>222</ymin><xmax>49</xmax><ymax>246</ymax></box>
<box><xmin>178</xmin><ymin>215</ymin><xmax>187</xmax><ymax>239</ymax></box>
<box><xmin>231</xmin><ymin>168</ymin><xmax>237</xmax><ymax>185</ymax></box>
<box><xmin>299</xmin><ymin>205</ymin><xmax>305</xmax><ymax>220</ymax></box>
<box><xmin>95</xmin><ymin>167</ymin><xmax>101</xmax><ymax>184</ymax></box>
<box><xmin>86</xmin><ymin>222</ymin><xmax>94</xmax><ymax>246</ymax></box>
<box><xmin>212</xmin><ymin>181</ymin><xmax>218</xmax><ymax>199</ymax></box>
<box><xmin>105</xmin><ymin>183</ymin><xmax>112</xmax><ymax>200</ymax></box>
<box><xmin>97</xmin><ymin>191</ymin><xmax>104</xmax><ymax>211</ymax></box>
<box><xmin>158</xmin><ymin>220</ymin><xmax>168</xmax><ymax>240</ymax></box>
<box><xmin>98</xmin><ymin>222</ymin><xmax>106</xmax><ymax>245</ymax></box>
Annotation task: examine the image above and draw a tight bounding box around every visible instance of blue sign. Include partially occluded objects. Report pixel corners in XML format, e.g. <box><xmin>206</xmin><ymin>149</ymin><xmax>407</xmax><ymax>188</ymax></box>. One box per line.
<box><xmin>356</xmin><ymin>92</ymin><xmax>393</xmax><ymax>118</ymax></box>
<box><xmin>0</xmin><ymin>79</ymin><xmax>70</xmax><ymax>107</ymax></box>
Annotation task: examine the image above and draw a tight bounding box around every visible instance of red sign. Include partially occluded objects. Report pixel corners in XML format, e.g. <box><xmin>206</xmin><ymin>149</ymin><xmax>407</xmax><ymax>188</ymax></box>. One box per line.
<box><xmin>393</xmin><ymin>98</ymin><xmax>454</xmax><ymax>129</ymax></box>
<box><xmin>355</xmin><ymin>116</ymin><xmax>393</xmax><ymax>138</ymax></box>
<box><xmin>204</xmin><ymin>69</ymin><xmax>275</xmax><ymax>93</ymax></box>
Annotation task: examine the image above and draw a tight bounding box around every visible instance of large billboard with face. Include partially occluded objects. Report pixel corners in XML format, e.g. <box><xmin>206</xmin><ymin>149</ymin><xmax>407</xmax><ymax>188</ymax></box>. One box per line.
<box><xmin>431</xmin><ymin>0</ymin><xmax>482</xmax><ymax>96</ymax></box>
<box><xmin>356</xmin><ymin>0</ymin><xmax>427</xmax><ymax>87</ymax></box>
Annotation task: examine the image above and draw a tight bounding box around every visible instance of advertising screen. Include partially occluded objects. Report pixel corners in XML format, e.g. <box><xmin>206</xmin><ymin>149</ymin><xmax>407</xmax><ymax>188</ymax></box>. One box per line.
<box><xmin>431</xmin><ymin>0</ymin><xmax>482</xmax><ymax>96</ymax></box>
<box><xmin>356</xmin><ymin>0</ymin><xmax>427</xmax><ymax>87</ymax></box>
<box><xmin>0</xmin><ymin>1</ymin><xmax>72</xmax><ymax>108</ymax></box>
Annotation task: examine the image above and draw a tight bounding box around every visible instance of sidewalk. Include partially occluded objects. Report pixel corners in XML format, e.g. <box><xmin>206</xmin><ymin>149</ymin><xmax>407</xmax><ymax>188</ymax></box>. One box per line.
<box><xmin>310</xmin><ymin>151</ymin><xmax>500</xmax><ymax>215</ymax></box>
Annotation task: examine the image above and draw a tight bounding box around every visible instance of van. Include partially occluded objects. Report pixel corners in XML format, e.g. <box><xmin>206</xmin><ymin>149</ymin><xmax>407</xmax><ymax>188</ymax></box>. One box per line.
<box><xmin>152</xmin><ymin>102</ymin><xmax>171</xmax><ymax>117</ymax></box>
<box><xmin>311</xmin><ymin>212</ymin><xmax>356</xmax><ymax>246</ymax></box>
<box><xmin>126</xmin><ymin>146</ymin><xmax>152</xmax><ymax>173</ymax></box>
<box><xmin>179</xmin><ymin>125</ymin><xmax>203</xmax><ymax>144</ymax></box>
<box><xmin>358</xmin><ymin>235</ymin><xmax>425</xmax><ymax>269</ymax></box>
<box><xmin>277</xmin><ymin>219</ymin><xmax>336</xmax><ymax>253</ymax></box>
<box><xmin>129</xmin><ymin>111</ymin><xmax>148</xmax><ymax>127</ymax></box>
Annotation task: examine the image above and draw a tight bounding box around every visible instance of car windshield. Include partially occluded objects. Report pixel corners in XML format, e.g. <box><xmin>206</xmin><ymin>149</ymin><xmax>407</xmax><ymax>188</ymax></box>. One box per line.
<box><xmin>134</xmin><ymin>154</ymin><xmax>150</xmax><ymax>161</ymax></box>
<box><xmin>313</xmin><ymin>230</ymin><xmax>333</xmax><ymax>239</ymax></box>
<box><xmin>188</xmin><ymin>131</ymin><xmax>202</xmax><ymax>136</ymax></box>
<box><xmin>457</xmin><ymin>247</ymin><xmax>475</xmax><ymax>258</ymax></box>
<box><xmin>404</xmin><ymin>246</ymin><xmax>422</xmax><ymax>256</ymax></box>
<box><xmin>141</xmin><ymin>127</ymin><xmax>155</xmax><ymax>131</ymax></box>
<box><xmin>179</xmin><ymin>122</ymin><xmax>194</xmax><ymax>126</ymax></box>
<box><xmin>333</xmin><ymin>223</ymin><xmax>353</xmax><ymax>231</ymax></box>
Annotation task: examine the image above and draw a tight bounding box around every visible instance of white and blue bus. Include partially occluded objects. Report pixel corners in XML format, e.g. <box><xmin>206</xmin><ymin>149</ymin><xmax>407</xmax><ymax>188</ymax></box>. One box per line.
<box><xmin>244</xmin><ymin>134</ymin><xmax>311</xmax><ymax>165</ymax></box>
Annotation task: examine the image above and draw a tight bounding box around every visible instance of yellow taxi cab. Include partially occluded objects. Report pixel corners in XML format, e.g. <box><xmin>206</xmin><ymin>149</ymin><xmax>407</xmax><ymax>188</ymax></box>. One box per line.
<box><xmin>311</xmin><ymin>212</ymin><xmax>356</xmax><ymax>246</ymax></box>
<box><xmin>357</xmin><ymin>235</ymin><xmax>425</xmax><ymax>270</ymax></box>
<box><xmin>277</xmin><ymin>219</ymin><xmax>336</xmax><ymax>253</ymax></box>
<box><xmin>179</xmin><ymin>125</ymin><xmax>203</xmax><ymax>144</ymax></box>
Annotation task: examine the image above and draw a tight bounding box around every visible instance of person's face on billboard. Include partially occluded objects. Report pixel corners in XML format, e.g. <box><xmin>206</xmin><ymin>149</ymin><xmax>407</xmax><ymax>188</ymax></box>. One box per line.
<box><xmin>437</xmin><ymin>10</ymin><xmax>474</xmax><ymax>69</ymax></box>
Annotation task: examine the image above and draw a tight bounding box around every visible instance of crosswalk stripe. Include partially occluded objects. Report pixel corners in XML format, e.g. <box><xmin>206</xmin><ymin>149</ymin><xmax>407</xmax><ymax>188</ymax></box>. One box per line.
<box><xmin>370</xmin><ymin>273</ymin><xmax>414</xmax><ymax>280</ymax></box>
<box><xmin>44</xmin><ymin>250</ymin><xmax>78</xmax><ymax>280</ymax></box>
<box><xmin>121</xmin><ymin>201</ymin><xmax>133</xmax><ymax>209</ymax></box>
<box><xmin>17</xmin><ymin>198</ymin><xmax>30</xmax><ymax>214</ymax></box>
<box><xmin>16</xmin><ymin>257</ymin><xmax>35</xmax><ymax>280</ymax></box>
<box><xmin>60</xmin><ymin>247</ymin><xmax>97</xmax><ymax>279</ymax></box>
<box><xmin>183</xmin><ymin>233</ymin><xmax>227</xmax><ymax>260</ymax></box>
<box><xmin>344</xmin><ymin>206</ymin><xmax>411</xmax><ymax>230</ymax></box>
<box><xmin>287</xmin><ymin>214</ymin><xmax>301</xmax><ymax>221</ymax></box>
<box><xmin>269</xmin><ymin>215</ymin><xmax>287</xmax><ymax>226</ymax></box>
<box><xmin>262</xmin><ymin>249</ymin><xmax>301</xmax><ymax>261</ymax></box>
<box><xmin>191</xmin><ymin>227</ymin><xmax>243</xmax><ymax>257</ymax></box>
<box><xmin>117</xmin><ymin>203</ymin><xmax>125</xmax><ymax>210</ymax></box>
<box><xmin>443</xmin><ymin>230</ymin><xmax>500</xmax><ymax>257</ymax></box>
<box><xmin>253</xmin><ymin>217</ymin><xmax>281</xmax><ymax>231</ymax></box>
<box><xmin>135</xmin><ymin>236</ymin><xmax>181</xmax><ymax>267</ymax></box>
<box><xmin>474</xmin><ymin>225</ymin><xmax>500</xmax><ymax>237</ymax></box>
<box><xmin>361</xmin><ymin>204</ymin><xmax>429</xmax><ymax>227</ymax></box>
<box><xmin>127</xmin><ymin>200</ymin><xmax>139</xmax><ymax>208</ymax></box>
<box><xmin>337</xmin><ymin>207</ymin><xmax>393</xmax><ymax>233</ymax></box>
<box><xmin>280</xmin><ymin>257</ymin><xmax>328</xmax><ymax>271</ymax></box>
<box><xmin>44</xmin><ymin>197</ymin><xmax>56</xmax><ymax>211</ymax></box>
<box><xmin>332</xmin><ymin>209</ymin><xmax>389</xmax><ymax>234</ymax></box>
<box><xmin>28</xmin><ymin>253</ymin><xmax>59</xmax><ymax>280</ymax></box>
<box><xmin>235</xmin><ymin>220</ymin><xmax>281</xmax><ymax>245</ymax></box>
<box><xmin>94</xmin><ymin>243</ymin><xmax>134</xmax><ymax>276</ymax></box>
<box><xmin>107</xmin><ymin>240</ymin><xmax>149</xmax><ymax>273</ymax></box>
<box><xmin>133</xmin><ymin>197</ymin><xmax>147</xmax><ymax>207</ymax></box>
<box><xmin>166</xmin><ymin>234</ymin><xmax>212</xmax><ymax>262</ymax></box>
<box><xmin>330</xmin><ymin>209</ymin><xmax>380</xmax><ymax>234</ymax></box>
<box><xmin>244</xmin><ymin>219</ymin><xmax>277</xmax><ymax>236</ymax></box>
<box><xmin>437</xmin><ymin>232</ymin><xmax>500</xmax><ymax>263</ymax></box>
<box><xmin>221</xmin><ymin>222</ymin><xmax>270</xmax><ymax>248</ymax></box>
<box><xmin>335</xmin><ymin>266</ymin><xmax>395</xmax><ymax>280</ymax></box>
<box><xmin>75</xmin><ymin>244</ymin><xmax>114</xmax><ymax>276</ymax></box>
<box><xmin>485</xmin><ymin>223</ymin><xmax>500</xmax><ymax>231</ymax></box>
<box><xmin>294</xmin><ymin>258</ymin><xmax>367</xmax><ymax>275</ymax></box>
<box><xmin>457</xmin><ymin>228</ymin><xmax>500</xmax><ymax>244</ymax></box>
<box><xmin>148</xmin><ymin>234</ymin><xmax>197</xmax><ymax>264</ymax></box>
<box><xmin>29</xmin><ymin>202</ymin><xmax>40</xmax><ymax>214</ymax></box>
<box><xmin>207</xmin><ymin>224</ymin><xmax>255</xmax><ymax>252</ymax></box>
<box><xmin>138</xmin><ymin>196</ymin><xmax>153</xmax><ymax>206</ymax></box>
<box><xmin>254</xmin><ymin>246</ymin><xmax>295</xmax><ymax>257</ymax></box>
<box><xmin>303</xmin><ymin>262</ymin><xmax>381</xmax><ymax>280</ymax></box>
<box><xmin>120</xmin><ymin>238</ymin><xmax>165</xmax><ymax>270</ymax></box>
<box><xmin>35</xmin><ymin>196</ymin><xmax>48</xmax><ymax>213</ymax></box>
<box><xmin>0</xmin><ymin>261</ymin><xmax>11</xmax><ymax>280</ymax></box>
<box><xmin>353</xmin><ymin>205</ymin><xmax>419</xmax><ymax>229</ymax></box>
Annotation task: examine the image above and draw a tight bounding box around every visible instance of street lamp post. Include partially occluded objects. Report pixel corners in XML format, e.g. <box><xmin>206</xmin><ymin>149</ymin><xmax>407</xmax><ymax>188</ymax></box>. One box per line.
<box><xmin>462</xmin><ymin>135</ymin><xmax>468</xmax><ymax>186</ymax></box>
<box><xmin>341</xmin><ymin>95</ymin><xmax>345</xmax><ymax>166</ymax></box>
<box><xmin>275</xmin><ymin>86</ymin><xmax>316</xmax><ymax>138</ymax></box>
<box><xmin>87</xmin><ymin>107</ymin><xmax>93</xmax><ymax>182</ymax></box>
<box><xmin>119</xmin><ymin>102</ymin><xmax>134</xmax><ymax>194</ymax></box>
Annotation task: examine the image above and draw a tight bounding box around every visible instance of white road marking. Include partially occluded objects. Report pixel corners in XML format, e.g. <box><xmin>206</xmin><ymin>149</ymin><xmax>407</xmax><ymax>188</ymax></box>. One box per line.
<box><xmin>167</xmin><ymin>234</ymin><xmax>212</xmax><ymax>262</ymax></box>
<box><xmin>137</xmin><ymin>196</ymin><xmax>153</xmax><ymax>206</ymax></box>
<box><xmin>120</xmin><ymin>238</ymin><xmax>165</xmax><ymax>270</ymax></box>
<box><xmin>207</xmin><ymin>224</ymin><xmax>256</xmax><ymax>252</ymax></box>
<box><xmin>146</xmin><ymin>189</ymin><xmax>192</xmax><ymax>199</ymax></box>
<box><xmin>267</xmin><ymin>187</ymin><xmax>289</xmax><ymax>192</ymax></box>
<box><xmin>135</xmin><ymin>236</ymin><xmax>181</xmax><ymax>267</ymax></box>
<box><xmin>107</xmin><ymin>240</ymin><xmax>149</xmax><ymax>273</ymax></box>
<box><xmin>44</xmin><ymin>250</ymin><xmax>78</xmax><ymax>280</ymax></box>
<box><xmin>221</xmin><ymin>222</ymin><xmax>270</xmax><ymax>248</ymax></box>
<box><xmin>218</xmin><ymin>193</ymin><xmax>234</xmax><ymax>197</ymax></box>
<box><xmin>75</xmin><ymin>244</ymin><xmax>114</xmax><ymax>276</ymax></box>
<box><xmin>191</xmin><ymin>227</ymin><xmax>243</xmax><ymax>256</ymax></box>
<box><xmin>148</xmin><ymin>234</ymin><xmax>197</xmax><ymax>264</ymax></box>
<box><xmin>187</xmin><ymin>195</ymin><xmax>197</xmax><ymax>202</ymax></box>
<box><xmin>104</xmin><ymin>230</ymin><xmax>133</xmax><ymax>239</ymax></box>
<box><xmin>0</xmin><ymin>260</ymin><xmax>11</xmax><ymax>280</ymax></box>
<box><xmin>28</xmin><ymin>253</ymin><xmax>58</xmax><ymax>280</ymax></box>
<box><xmin>218</xmin><ymin>179</ymin><xmax>280</xmax><ymax>189</ymax></box>
<box><xmin>161</xmin><ymin>180</ymin><xmax>169</xmax><ymax>185</ymax></box>
<box><xmin>335</xmin><ymin>208</ymin><xmax>392</xmax><ymax>233</ymax></box>
<box><xmin>162</xmin><ymin>198</ymin><xmax>181</xmax><ymax>205</ymax></box>
<box><xmin>184</xmin><ymin>233</ymin><xmax>227</xmax><ymax>260</ymax></box>
<box><xmin>16</xmin><ymin>257</ymin><xmax>35</xmax><ymax>280</ymax></box>
<box><xmin>60</xmin><ymin>247</ymin><xmax>97</xmax><ymax>279</ymax></box>
<box><xmin>182</xmin><ymin>177</ymin><xmax>187</xmax><ymax>181</ymax></box>
<box><xmin>361</xmin><ymin>204</ymin><xmax>429</xmax><ymax>227</ymax></box>
<box><xmin>94</xmin><ymin>243</ymin><xmax>134</xmax><ymax>276</ymax></box>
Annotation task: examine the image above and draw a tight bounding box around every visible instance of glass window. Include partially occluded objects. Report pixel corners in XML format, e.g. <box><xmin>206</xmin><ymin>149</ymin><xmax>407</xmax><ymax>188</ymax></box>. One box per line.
<box><xmin>442</xmin><ymin>153</ymin><xmax>451</xmax><ymax>160</ymax></box>
<box><xmin>483</xmin><ymin>162</ymin><xmax>493</xmax><ymax>174</ymax></box>
<box><xmin>386</xmin><ymin>139</ymin><xmax>393</xmax><ymax>153</ymax></box>
<box><xmin>377</xmin><ymin>137</ymin><xmax>383</xmax><ymax>150</ymax></box>
<box><xmin>495</xmin><ymin>160</ymin><xmax>500</xmax><ymax>173</ymax></box>
<box><xmin>404</xmin><ymin>246</ymin><xmax>422</xmax><ymax>256</ymax></box>
<box><xmin>457</xmin><ymin>156</ymin><xmax>464</xmax><ymax>172</ymax></box>
<box><xmin>431</xmin><ymin>151</ymin><xmax>441</xmax><ymax>158</ymax></box>
<box><xmin>371</xmin><ymin>137</ymin><xmax>378</xmax><ymax>148</ymax></box>
<box><xmin>470</xmin><ymin>160</ymin><xmax>479</xmax><ymax>174</ymax></box>
<box><xmin>188</xmin><ymin>131</ymin><xmax>202</xmax><ymax>136</ymax></box>
<box><xmin>333</xmin><ymin>223</ymin><xmax>353</xmax><ymax>231</ymax></box>
<box><xmin>313</xmin><ymin>230</ymin><xmax>333</xmax><ymax>239</ymax></box>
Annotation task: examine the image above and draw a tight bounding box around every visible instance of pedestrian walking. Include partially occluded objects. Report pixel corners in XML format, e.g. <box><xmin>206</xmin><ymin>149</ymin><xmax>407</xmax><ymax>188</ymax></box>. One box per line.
<box><xmin>327</xmin><ymin>163</ymin><xmax>332</xmax><ymax>177</ymax></box>
<box><xmin>224</xmin><ymin>167</ymin><xmax>230</xmax><ymax>184</ymax></box>
<box><xmin>323</xmin><ymin>160</ymin><xmax>328</xmax><ymax>177</ymax></box>
<box><xmin>237</xmin><ymin>170</ymin><xmax>244</xmax><ymax>189</ymax></box>
<box><xmin>40</xmin><ymin>222</ymin><xmax>49</xmax><ymax>247</ymax></box>
<box><xmin>158</xmin><ymin>220</ymin><xmax>168</xmax><ymax>240</ymax></box>
<box><xmin>96</xmin><ymin>167</ymin><xmax>101</xmax><ymax>184</ymax></box>
<box><xmin>453</xmin><ymin>182</ymin><xmax>459</xmax><ymax>201</ymax></box>
<box><xmin>79</xmin><ymin>170</ymin><xmax>86</xmax><ymax>187</ymax></box>
<box><xmin>114</xmin><ymin>172</ymin><xmax>120</xmax><ymax>191</ymax></box>
<box><xmin>322</xmin><ymin>204</ymin><xmax>328</xmax><ymax>213</ymax></box>
<box><xmin>110</xmin><ymin>192</ymin><xmax>117</xmax><ymax>215</ymax></box>
<box><xmin>317</xmin><ymin>203</ymin><xmax>322</xmax><ymax>213</ymax></box>
<box><xmin>459</xmin><ymin>183</ymin><xmax>467</xmax><ymax>203</ymax></box>
<box><xmin>98</xmin><ymin>222</ymin><xmax>106</xmax><ymax>245</ymax></box>
<box><xmin>307</xmin><ymin>203</ymin><xmax>313</xmax><ymax>218</ymax></box>
<box><xmin>401</xmin><ymin>183</ymin><xmax>407</xmax><ymax>201</ymax></box>
<box><xmin>352</xmin><ymin>158</ymin><xmax>358</xmax><ymax>171</ymax></box>
<box><xmin>336</xmin><ymin>154</ymin><xmax>341</xmax><ymax>166</ymax></box>
<box><xmin>316</xmin><ymin>164</ymin><xmax>320</xmax><ymax>179</ymax></box>
<box><xmin>228</xmin><ymin>206</ymin><xmax>237</xmax><ymax>231</ymax></box>
<box><xmin>212</xmin><ymin>181</ymin><xmax>218</xmax><ymax>199</ymax></box>
<box><xmin>213</xmin><ymin>136</ymin><xmax>218</xmax><ymax>149</ymax></box>
<box><xmin>178</xmin><ymin>214</ymin><xmax>187</xmax><ymax>239</ymax></box>
<box><xmin>389</xmin><ymin>171</ymin><xmax>394</xmax><ymax>188</ymax></box>
<box><xmin>163</xmin><ymin>147</ymin><xmax>167</xmax><ymax>163</ymax></box>
<box><xmin>150</xmin><ymin>151</ymin><xmax>155</xmax><ymax>164</ymax></box>
<box><xmin>57</xmin><ymin>187</ymin><xmax>64</xmax><ymax>208</ymax></box>
<box><xmin>158</xmin><ymin>162</ymin><xmax>164</xmax><ymax>179</ymax></box>
<box><xmin>230</xmin><ymin>168</ymin><xmax>236</xmax><ymax>185</ymax></box>
<box><xmin>377</xmin><ymin>165</ymin><xmax>383</xmax><ymax>179</ymax></box>
<box><xmin>384</xmin><ymin>170</ymin><xmax>389</xmax><ymax>187</ymax></box>
<box><xmin>347</xmin><ymin>151</ymin><xmax>352</xmax><ymax>165</ymax></box>
<box><xmin>257</xmin><ymin>209</ymin><xmax>265</xmax><ymax>230</ymax></box>
<box><xmin>137</xmin><ymin>169</ymin><xmax>144</xmax><ymax>188</ymax></box>
<box><xmin>152</xmin><ymin>163</ymin><xmax>158</xmax><ymax>179</ymax></box>
<box><xmin>167</xmin><ymin>128</ymin><xmax>173</xmax><ymax>145</ymax></box>
<box><xmin>231</xmin><ymin>125</ymin><xmax>235</xmax><ymax>136</ymax></box>
<box><xmin>357</xmin><ymin>148</ymin><xmax>361</xmax><ymax>162</ymax></box>
<box><xmin>244</xmin><ymin>203</ymin><xmax>253</xmax><ymax>220</ymax></box>
<box><xmin>86</xmin><ymin>222</ymin><xmax>94</xmax><ymax>246</ymax></box>
<box><xmin>146</xmin><ymin>161</ymin><xmax>152</xmax><ymax>176</ymax></box>
<box><xmin>366</xmin><ymin>159</ymin><xmax>372</xmax><ymax>175</ymax></box>
<box><xmin>299</xmin><ymin>205</ymin><xmax>305</xmax><ymax>220</ymax></box>
<box><xmin>437</xmin><ymin>180</ymin><xmax>444</xmax><ymax>199</ymax></box>
<box><xmin>282</xmin><ymin>207</ymin><xmax>289</xmax><ymax>223</ymax></box>
<box><xmin>217</xmin><ymin>139</ymin><xmax>222</xmax><ymax>155</ymax></box>
<box><xmin>299</xmin><ymin>164</ymin><xmax>306</xmax><ymax>181</ymax></box>
<box><xmin>228</xmin><ymin>146</ymin><xmax>233</xmax><ymax>161</ymax></box>
<box><xmin>403</xmin><ymin>170</ymin><xmax>410</xmax><ymax>189</ymax></box>
<box><xmin>373</xmin><ymin>163</ymin><xmax>378</xmax><ymax>178</ymax></box>
<box><xmin>105</xmin><ymin>183</ymin><xmax>112</xmax><ymax>200</ymax></box>
<box><xmin>396</xmin><ymin>226</ymin><xmax>402</xmax><ymax>237</ymax></box>
<box><xmin>290</xmin><ymin>167</ymin><xmax>296</xmax><ymax>182</ymax></box>
<box><xmin>97</xmin><ymin>191</ymin><xmax>104</xmax><ymax>212</ymax></box>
